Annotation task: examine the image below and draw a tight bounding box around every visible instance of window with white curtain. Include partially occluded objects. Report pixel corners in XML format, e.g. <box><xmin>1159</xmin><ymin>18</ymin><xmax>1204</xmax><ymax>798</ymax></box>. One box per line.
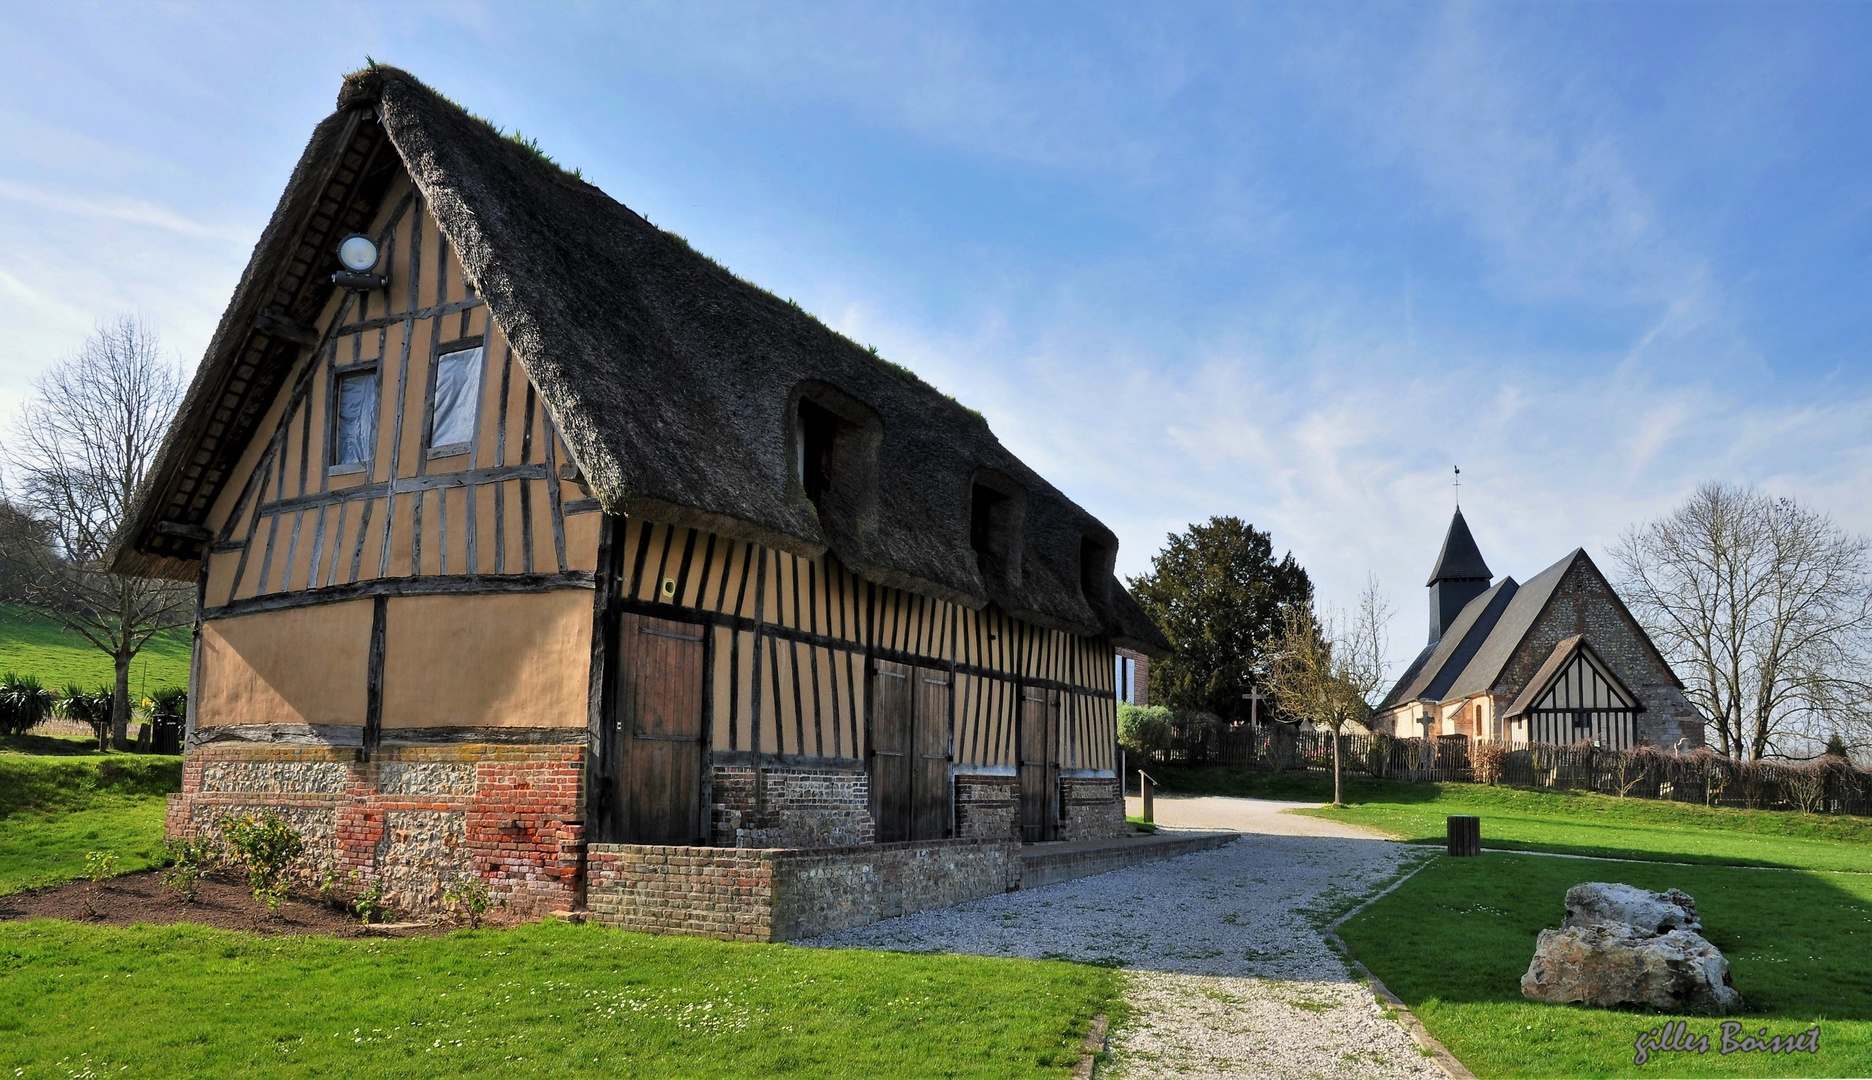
<box><xmin>329</xmin><ymin>368</ymin><xmax>377</xmax><ymax>469</ymax></box>
<box><xmin>429</xmin><ymin>346</ymin><xmax>483</xmax><ymax>452</ymax></box>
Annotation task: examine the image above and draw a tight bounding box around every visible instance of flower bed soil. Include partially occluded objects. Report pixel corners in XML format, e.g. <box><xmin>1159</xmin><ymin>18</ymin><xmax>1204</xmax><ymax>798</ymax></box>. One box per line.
<box><xmin>0</xmin><ymin>870</ymin><xmax>453</xmax><ymax>937</ymax></box>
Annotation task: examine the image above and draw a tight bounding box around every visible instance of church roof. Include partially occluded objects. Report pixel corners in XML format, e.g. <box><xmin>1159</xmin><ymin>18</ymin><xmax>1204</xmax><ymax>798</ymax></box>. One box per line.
<box><xmin>110</xmin><ymin>65</ymin><xmax>1169</xmax><ymax>656</ymax></box>
<box><xmin>1380</xmin><ymin>547</ymin><xmax>1581</xmax><ymax>710</ymax></box>
<box><xmin>1378</xmin><ymin>576</ymin><xmax>1518</xmax><ymax>710</ymax></box>
<box><xmin>1426</xmin><ymin>508</ymin><xmax>1491</xmax><ymax>585</ymax></box>
<box><xmin>1502</xmin><ymin>635</ymin><xmax>1644</xmax><ymax>719</ymax></box>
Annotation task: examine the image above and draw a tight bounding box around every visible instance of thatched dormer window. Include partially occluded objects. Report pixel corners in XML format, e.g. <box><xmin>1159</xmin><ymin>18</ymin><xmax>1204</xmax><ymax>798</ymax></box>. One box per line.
<box><xmin>1079</xmin><ymin>534</ymin><xmax>1115</xmax><ymax>610</ymax></box>
<box><xmin>789</xmin><ymin>382</ymin><xmax>882</xmax><ymax>543</ymax></box>
<box><xmin>968</xmin><ymin>471</ymin><xmax>1026</xmax><ymax>591</ymax></box>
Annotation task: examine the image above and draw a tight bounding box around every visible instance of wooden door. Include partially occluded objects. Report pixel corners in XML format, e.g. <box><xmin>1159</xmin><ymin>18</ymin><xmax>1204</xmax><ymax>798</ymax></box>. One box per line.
<box><xmin>1018</xmin><ymin>687</ymin><xmax>1059</xmax><ymax>842</ymax></box>
<box><xmin>912</xmin><ymin>668</ymin><xmax>953</xmax><ymax>841</ymax></box>
<box><xmin>871</xmin><ymin>659</ymin><xmax>914</xmax><ymax>842</ymax></box>
<box><xmin>617</xmin><ymin>613</ymin><xmax>706</xmax><ymax>845</ymax></box>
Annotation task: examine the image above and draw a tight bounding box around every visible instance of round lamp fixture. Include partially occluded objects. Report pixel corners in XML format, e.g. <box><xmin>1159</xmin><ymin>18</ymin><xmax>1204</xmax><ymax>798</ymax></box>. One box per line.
<box><xmin>337</xmin><ymin>234</ymin><xmax>380</xmax><ymax>272</ymax></box>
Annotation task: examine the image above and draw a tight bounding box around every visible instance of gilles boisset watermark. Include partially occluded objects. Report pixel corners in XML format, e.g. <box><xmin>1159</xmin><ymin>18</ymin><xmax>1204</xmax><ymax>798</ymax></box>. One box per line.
<box><xmin>1633</xmin><ymin>1020</ymin><xmax>1820</xmax><ymax>1066</ymax></box>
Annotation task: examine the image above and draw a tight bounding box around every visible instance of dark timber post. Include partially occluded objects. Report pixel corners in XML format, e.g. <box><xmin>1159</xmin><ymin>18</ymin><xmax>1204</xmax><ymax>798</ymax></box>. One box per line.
<box><xmin>1447</xmin><ymin>814</ymin><xmax>1480</xmax><ymax>857</ymax></box>
<box><xmin>1140</xmin><ymin>770</ymin><xmax>1154</xmax><ymax>824</ymax></box>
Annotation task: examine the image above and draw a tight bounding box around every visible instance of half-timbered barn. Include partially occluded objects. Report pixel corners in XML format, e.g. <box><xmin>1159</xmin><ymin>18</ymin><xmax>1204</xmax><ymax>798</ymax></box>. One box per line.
<box><xmin>111</xmin><ymin>66</ymin><xmax>1169</xmax><ymax>924</ymax></box>
<box><xmin>1376</xmin><ymin>509</ymin><xmax>1703</xmax><ymax>751</ymax></box>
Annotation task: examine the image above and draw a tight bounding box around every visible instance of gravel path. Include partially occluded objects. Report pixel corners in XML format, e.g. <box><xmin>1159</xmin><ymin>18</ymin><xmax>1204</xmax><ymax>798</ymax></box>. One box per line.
<box><xmin>802</xmin><ymin>800</ymin><xmax>1442</xmax><ymax>1080</ymax></box>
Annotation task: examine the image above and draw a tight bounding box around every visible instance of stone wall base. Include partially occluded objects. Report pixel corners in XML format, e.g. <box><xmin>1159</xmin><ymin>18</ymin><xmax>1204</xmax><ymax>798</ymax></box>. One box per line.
<box><xmin>586</xmin><ymin>838</ymin><xmax>1018</xmax><ymax>942</ymax></box>
<box><xmin>709</xmin><ymin>763</ymin><xmax>875</xmax><ymax>848</ymax></box>
<box><xmin>954</xmin><ymin>774</ymin><xmax>1020</xmax><ymax>841</ymax></box>
<box><xmin>1057</xmin><ymin>776</ymin><xmax>1128</xmax><ymax>842</ymax></box>
<box><xmin>167</xmin><ymin>743</ymin><xmax>584</xmax><ymax>918</ymax></box>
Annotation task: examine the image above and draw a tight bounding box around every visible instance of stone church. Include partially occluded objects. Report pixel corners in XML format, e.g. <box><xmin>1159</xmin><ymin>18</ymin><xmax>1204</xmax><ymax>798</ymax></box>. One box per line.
<box><xmin>1377</xmin><ymin>509</ymin><xmax>1704</xmax><ymax>750</ymax></box>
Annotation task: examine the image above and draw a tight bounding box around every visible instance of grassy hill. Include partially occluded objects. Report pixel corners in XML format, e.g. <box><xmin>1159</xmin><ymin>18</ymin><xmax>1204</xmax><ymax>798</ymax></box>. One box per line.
<box><xmin>0</xmin><ymin>750</ymin><xmax>182</xmax><ymax>895</ymax></box>
<box><xmin>0</xmin><ymin>602</ymin><xmax>190</xmax><ymax>692</ymax></box>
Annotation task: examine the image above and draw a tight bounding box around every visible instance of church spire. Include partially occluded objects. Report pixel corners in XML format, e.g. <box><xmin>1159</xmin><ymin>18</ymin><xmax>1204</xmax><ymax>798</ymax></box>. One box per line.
<box><xmin>1427</xmin><ymin>507</ymin><xmax>1491</xmax><ymax>586</ymax></box>
<box><xmin>1426</xmin><ymin>508</ymin><xmax>1492</xmax><ymax>645</ymax></box>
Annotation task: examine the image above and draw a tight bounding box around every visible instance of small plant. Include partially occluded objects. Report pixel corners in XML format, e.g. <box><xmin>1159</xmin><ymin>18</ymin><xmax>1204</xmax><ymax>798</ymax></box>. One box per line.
<box><xmin>160</xmin><ymin>837</ymin><xmax>220</xmax><ymax>903</ymax></box>
<box><xmin>317</xmin><ymin>863</ymin><xmax>347</xmax><ymax>911</ymax></box>
<box><xmin>444</xmin><ymin>872</ymin><xmax>492</xmax><ymax>928</ymax></box>
<box><xmin>219</xmin><ymin>812</ymin><xmax>305</xmax><ymax>912</ymax></box>
<box><xmin>80</xmin><ymin>849</ymin><xmax>118</xmax><ymax>918</ymax></box>
<box><xmin>352</xmin><ymin>874</ymin><xmax>388</xmax><ymax>925</ymax></box>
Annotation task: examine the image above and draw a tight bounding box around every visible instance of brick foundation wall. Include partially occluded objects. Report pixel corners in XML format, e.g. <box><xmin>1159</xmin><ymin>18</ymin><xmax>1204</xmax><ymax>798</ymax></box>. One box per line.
<box><xmin>953</xmin><ymin>774</ymin><xmax>1019</xmax><ymax>841</ymax></box>
<box><xmin>167</xmin><ymin>742</ymin><xmax>584</xmax><ymax>918</ymax></box>
<box><xmin>709</xmin><ymin>763</ymin><xmax>874</xmax><ymax>847</ymax></box>
<box><xmin>1055</xmin><ymin>776</ymin><xmax>1127</xmax><ymax>842</ymax></box>
<box><xmin>586</xmin><ymin>837</ymin><xmax>1017</xmax><ymax>942</ymax></box>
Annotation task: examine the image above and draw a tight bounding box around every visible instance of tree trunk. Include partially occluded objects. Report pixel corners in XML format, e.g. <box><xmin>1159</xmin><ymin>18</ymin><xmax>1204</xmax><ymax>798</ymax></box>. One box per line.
<box><xmin>1331</xmin><ymin>724</ymin><xmax>1343</xmax><ymax>807</ymax></box>
<box><xmin>112</xmin><ymin>650</ymin><xmax>132</xmax><ymax>751</ymax></box>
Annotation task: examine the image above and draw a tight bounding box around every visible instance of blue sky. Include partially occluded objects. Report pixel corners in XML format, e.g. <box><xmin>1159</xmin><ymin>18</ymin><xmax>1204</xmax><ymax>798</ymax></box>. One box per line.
<box><xmin>3</xmin><ymin>2</ymin><xmax>1869</xmax><ymax>670</ymax></box>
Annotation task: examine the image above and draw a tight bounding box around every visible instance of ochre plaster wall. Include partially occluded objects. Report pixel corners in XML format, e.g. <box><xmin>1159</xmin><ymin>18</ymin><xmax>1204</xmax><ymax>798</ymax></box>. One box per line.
<box><xmin>380</xmin><ymin>590</ymin><xmax>592</xmax><ymax>729</ymax></box>
<box><xmin>197</xmin><ymin>600</ymin><xmax>374</xmax><ymax>728</ymax></box>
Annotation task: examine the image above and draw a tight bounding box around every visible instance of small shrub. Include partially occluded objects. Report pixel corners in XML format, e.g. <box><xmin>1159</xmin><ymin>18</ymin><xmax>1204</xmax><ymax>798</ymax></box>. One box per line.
<box><xmin>84</xmin><ymin>849</ymin><xmax>119</xmax><ymax>883</ymax></box>
<box><xmin>1118</xmin><ymin>704</ymin><xmax>1174</xmax><ymax>762</ymax></box>
<box><xmin>444</xmin><ymin>873</ymin><xmax>492</xmax><ymax>928</ymax></box>
<box><xmin>57</xmin><ymin>684</ymin><xmax>114</xmax><ymax>748</ymax></box>
<box><xmin>352</xmin><ymin>874</ymin><xmax>388</xmax><ymax>925</ymax></box>
<box><xmin>160</xmin><ymin>837</ymin><xmax>220</xmax><ymax>902</ymax></box>
<box><xmin>0</xmin><ymin>673</ymin><xmax>57</xmax><ymax>736</ymax></box>
<box><xmin>1471</xmin><ymin>742</ymin><xmax>1508</xmax><ymax>785</ymax></box>
<box><xmin>220</xmin><ymin>812</ymin><xmax>305</xmax><ymax>912</ymax></box>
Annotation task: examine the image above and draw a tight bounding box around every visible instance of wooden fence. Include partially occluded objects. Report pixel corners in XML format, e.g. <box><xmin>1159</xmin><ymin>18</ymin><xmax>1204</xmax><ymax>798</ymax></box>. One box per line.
<box><xmin>1156</xmin><ymin>725</ymin><xmax>1872</xmax><ymax>817</ymax></box>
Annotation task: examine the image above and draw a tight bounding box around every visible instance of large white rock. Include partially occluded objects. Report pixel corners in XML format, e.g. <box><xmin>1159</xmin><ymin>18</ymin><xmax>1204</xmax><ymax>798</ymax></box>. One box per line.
<box><xmin>1522</xmin><ymin>922</ymin><xmax>1743</xmax><ymax>1014</ymax></box>
<box><xmin>1562</xmin><ymin>881</ymin><xmax>1701</xmax><ymax>935</ymax></box>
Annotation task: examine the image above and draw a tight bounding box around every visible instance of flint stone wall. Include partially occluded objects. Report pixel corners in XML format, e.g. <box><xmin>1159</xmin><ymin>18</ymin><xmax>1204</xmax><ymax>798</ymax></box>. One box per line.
<box><xmin>954</xmin><ymin>774</ymin><xmax>1020</xmax><ymax>841</ymax></box>
<box><xmin>586</xmin><ymin>838</ymin><xmax>1018</xmax><ymax>942</ymax></box>
<box><xmin>1056</xmin><ymin>776</ymin><xmax>1128</xmax><ymax>842</ymax></box>
<box><xmin>709</xmin><ymin>763</ymin><xmax>875</xmax><ymax>847</ymax></box>
<box><xmin>168</xmin><ymin>743</ymin><xmax>584</xmax><ymax>917</ymax></box>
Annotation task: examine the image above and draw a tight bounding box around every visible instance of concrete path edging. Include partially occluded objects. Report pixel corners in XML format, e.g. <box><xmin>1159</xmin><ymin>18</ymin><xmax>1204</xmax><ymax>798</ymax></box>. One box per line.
<box><xmin>1324</xmin><ymin>856</ymin><xmax>1476</xmax><ymax>1080</ymax></box>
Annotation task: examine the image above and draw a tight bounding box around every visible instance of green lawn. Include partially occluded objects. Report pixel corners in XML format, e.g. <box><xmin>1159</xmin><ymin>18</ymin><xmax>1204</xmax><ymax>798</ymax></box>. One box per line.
<box><xmin>0</xmin><ymin>749</ymin><xmax>1118</xmax><ymax>1077</ymax></box>
<box><xmin>0</xmin><ymin>918</ymin><xmax>1120</xmax><ymax>1078</ymax></box>
<box><xmin>0</xmin><ymin>752</ymin><xmax>182</xmax><ymax>895</ymax></box>
<box><xmin>1338</xmin><ymin>854</ymin><xmax>1872</xmax><ymax>1078</ymax></box>
<box><xmin>0</xmin><ymin>601</ymin><xmax>190</xmax><ymax>692</ymax></box>
<box><xmin>1294</xmin><ymin>779</ymin><xmax>1872</xmax><ymax>872</ymax></box>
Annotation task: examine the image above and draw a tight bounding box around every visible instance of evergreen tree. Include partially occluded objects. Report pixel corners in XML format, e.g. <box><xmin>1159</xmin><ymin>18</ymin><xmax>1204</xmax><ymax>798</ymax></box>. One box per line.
<box><xmin>1128</xmin><ymin>516</ymin><xmax>1312</xmax><ymax>722</ymax></box>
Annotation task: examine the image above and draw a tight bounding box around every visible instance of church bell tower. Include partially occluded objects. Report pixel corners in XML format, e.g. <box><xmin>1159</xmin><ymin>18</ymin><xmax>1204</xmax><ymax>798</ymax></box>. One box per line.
<box><xmin>1426</xmin><ymin>508</ymin><xmax>1491</xmax><ymax>644</ymax></box>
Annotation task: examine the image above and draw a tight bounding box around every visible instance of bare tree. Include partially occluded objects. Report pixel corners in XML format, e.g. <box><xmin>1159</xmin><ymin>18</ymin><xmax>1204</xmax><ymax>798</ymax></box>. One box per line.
<box><xmin>1</xmin><ymin>316</ymin><xmax>190</xmax><ymax>749</ymax></box>
<box><xmin>1265</xmin><ymin>578</ymin><xmax>1392</xmax><ymax>806</ymax></box>
<box><xmin>1613</xmin><ymin>483</ymin><xmax>1872</xmax><ymax>761</ymax></box>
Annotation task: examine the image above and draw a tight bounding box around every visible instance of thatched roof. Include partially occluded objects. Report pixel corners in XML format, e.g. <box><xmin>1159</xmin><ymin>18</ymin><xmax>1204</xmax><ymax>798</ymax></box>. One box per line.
<box><xmin>112</xmin><ymin>65</ymin><xmax>1169</xmax><ymax>656</ymax></box>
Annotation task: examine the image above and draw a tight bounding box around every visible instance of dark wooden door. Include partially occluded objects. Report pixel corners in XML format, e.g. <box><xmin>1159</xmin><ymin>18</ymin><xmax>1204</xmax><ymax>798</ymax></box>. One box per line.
<box><xmin>1018</xmin><ymin>687</ymin><xmax>1059</xmax><ymax>842</ymax></box>
<box><xmin>617</xmin><ymin>613</ymin><xmax>706</xmax><ymax>845</ymax></box>
<box><xmin>912</xmin><ymin>668</ymin><xmax>953</xmax><ymax>841</ymax></box>
<box><xmin>871</xmin><ymin>659</ymin><xmax>914</xmax><ymax>842</ymax></box>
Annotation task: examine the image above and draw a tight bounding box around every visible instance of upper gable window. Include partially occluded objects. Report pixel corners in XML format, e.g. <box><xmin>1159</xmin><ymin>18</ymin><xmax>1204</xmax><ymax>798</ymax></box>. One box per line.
<box><xmin>429</xmin><ymin>344</ymin><xmax>484</xmax><ymax>454</ymax></box>
<box><xmin>329</xmin><ymin>366</ymin><xmax>378</xmax><ymax>471</ymax></box>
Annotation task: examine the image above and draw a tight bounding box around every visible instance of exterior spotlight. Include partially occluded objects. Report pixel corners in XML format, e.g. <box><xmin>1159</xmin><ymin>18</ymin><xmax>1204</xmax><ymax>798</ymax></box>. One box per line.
<box><xmin>332</xmin><ymin>234</ymin><xmax>387</xmax><ymax>290</ymax></box>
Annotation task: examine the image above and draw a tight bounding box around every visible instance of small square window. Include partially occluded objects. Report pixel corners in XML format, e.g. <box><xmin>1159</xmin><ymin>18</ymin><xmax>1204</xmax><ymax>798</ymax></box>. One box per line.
<box><xmin>330</xmin><ymin>369</ymin><xmax>377</xmax><ymax>468</ymax></box>
<box><xmin>430</xmin><ymin>346</ymin><xmax>483</xmax><ymax>451</ymax></box>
